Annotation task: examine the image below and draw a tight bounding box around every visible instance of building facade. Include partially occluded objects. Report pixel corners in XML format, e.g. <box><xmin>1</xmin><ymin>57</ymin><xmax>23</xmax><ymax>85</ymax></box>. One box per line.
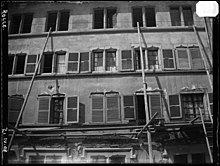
<box><xmin>7</xmin><ymin>1</ymin><xmax>214</xmax><ymax>164</ymax></box>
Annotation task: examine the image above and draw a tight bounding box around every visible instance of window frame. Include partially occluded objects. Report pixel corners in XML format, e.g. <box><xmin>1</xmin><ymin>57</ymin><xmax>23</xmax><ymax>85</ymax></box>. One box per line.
<box><xmin>25</xmin><ymin>54</ymin><xmax>38</xmax><ymax>75</ymax></box>
<box><xmin>14</xmin><ymin>53</ymin><xmax>27</xmax><ymax>75</ymax></box>
<box><xmin>170</xmin><ymin>6</ymin><xmax>181</xmax><ymax>26</ymax></box>
<box><xmin>132</xmin><ymin>7</ymin><xmax>143</xmax><ymax>27</ymax></box>
<box><xmin>79</xmin><ymin>52</ymin><xmax>91</xmax><ymax>73</ymax></box>
<box><xmin>168</xmin><ymin>94</ymin><xmax>182</xmax><ymax>119</ymax></box>
<box><xmin>145</xmin><ymin>7</ymin><xmax>156</xmax><ymax>27</ymax></box>
<box><xmin>188</xmin><ymin>46</ymin><xmax>204</xmax><ymax>70</ymax></box>
<box><xmin>37</xmin><ymin>95</ymin><xmax>51</xmax><ymax>124</ymax></box>
<box><xmin>54</xmin><ymin>51</ymin><xmax>67</xmax><ymax>74</ymax></box>
<box><xmin>66</xmin><ymin>96</ymin><xmax>79</xmax><ymax>124</ymax></box>
<box><xmin>92</xmin><ymin>49</ymin><xmax>105</xmax><ymax>72</ymax></box>
<box><xmin>123</xmin><ymin>95</ymin><xmax>136</xmax><ymax>120</ymax></box>
<box><xmin>105</xmin><ymin>49</ymin><xmax>117</xmax><ymax>72</ymax></box>
<box><xmin>8</xmin><ymin>54</ymin><xmax>16</xmax><ymax>75</ymax></box>
<box><xmin>134</xmin><ymin>48</ymin><xmax>147</xmax><ymax>71</ymax></box>
<box><xmin>67</xmin><ymin>52</ymin><xmax>80</xmax><ymax>73</ymax></box>
<box><xmin>148</xmin><ymin>93</ymin><xmax>163</xmax><ymax>118</ymax></box>
<box><xmin>162</xmin><ymin>49</ymin><xmax>176</xmax><ymax>70</ymax></box>
<box><xmin>20</xmin><ymin>13</ymin><xmax>33</xmax><ymax>33</ymax></box>
<box><xmin>120</xmin><ymin>50</ymin><xmax>134</xmax><ymax>71</ymax></box>
<box><xmin>58</xmin><ymin>10</ymin><xmax>70</xmax><ymax>31</ymax></box>
<box><xmin>182</xmin><ymin>6</ymin><xmax>194</xmax><ymax>26</ymax></box>
<box><xmin>41</xmin><ymin>52</ymin><xmax>55</xmax><ymax>74</ymax></box>
<box><xmin>90</xmin><ymin>94</ymin><xmax>105</xmax><ymax>123</ymax></box>
<box><xmin>106</xmin><ymin>8</ymin><xmax>117</xmax><ymax>28</ymax></box>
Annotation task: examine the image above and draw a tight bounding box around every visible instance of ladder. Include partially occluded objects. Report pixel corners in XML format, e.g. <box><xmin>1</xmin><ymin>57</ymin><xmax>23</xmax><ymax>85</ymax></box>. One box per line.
<box><xmin>193</xmin><ymin>25</ymin><xmax>213</xmax><ymax>91</ymax></box>
<box><xmin>198</xmin><ymin>107</ymin><xmax>213</xmax><ymax>163</ymax></box>
<box><xmin>8</xmin><ymin>28</ymin><xmax>52</xmax><ymax>151</ymax></box>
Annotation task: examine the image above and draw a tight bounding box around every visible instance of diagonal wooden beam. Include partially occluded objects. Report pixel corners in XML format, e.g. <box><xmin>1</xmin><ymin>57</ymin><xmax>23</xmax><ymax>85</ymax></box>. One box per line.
<box><xmin>189</xmin><ymin>117</ymin><xmax>200</xmax><ymax>124</ymax></box>
<box><xmin>136</xmin><ymin>112</ymin><xmax>158</xmax><ymax>138</ymax></box>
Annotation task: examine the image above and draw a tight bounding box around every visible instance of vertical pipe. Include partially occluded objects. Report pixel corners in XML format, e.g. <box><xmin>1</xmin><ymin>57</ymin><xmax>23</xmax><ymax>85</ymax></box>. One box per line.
<box><xmin>137</xmin><ymin>22</ymin><xmax>153</xmax><ymax>163</ymax></box>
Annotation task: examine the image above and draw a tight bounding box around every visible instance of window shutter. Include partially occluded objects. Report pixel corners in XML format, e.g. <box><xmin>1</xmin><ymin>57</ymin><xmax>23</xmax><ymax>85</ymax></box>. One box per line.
<box><xmin>80</xmin><ymin>52</ymin><xmax>90</xmax><ymax>72</ymax></box>
<box><xmin>120</xmin><ymin>50</ymin><xmax>134</xmax><ymax>71</ymax></box>
<box><xmin>26</xmin><ymin>54</ymin><xmax>37</xmax><ymax>74</ymax></box>
<box><xmin>162</xmin><ymin>49</ymin><xmax>175</xmax><ymax>69</ymax></box>
<box><xmin>123</xmin><ymin>96</ymin><xmax>135</xmax><ymax>119</ymax></box>
<box><xmin>208</xmin><ymin>93</ymin><xmax>213</xmax><ymax>115</ymax></box>
<box><xmin>176</xmin><ymin>49</ymin><xmax>190</xmax><ymax>69</ymax></box>
<box><xmin>67</xmin><ymin>53</ymin><xmax>79</xmax><ymax>73</ymax></box>
<box><xmin>38</xmin><ymin>97</ymin><xmax>50</xmax><ymax>123</ymax></box>
<box><xmin>67</xmin><ymin>96</ymin><xmax>79</xmax><ymax>123</ymax></box>
<box><xmin>91</xmin><ymin>95</ymin><xmax>104</xmax><ymax>123</ymax></box>
<box><xmin>106</xmin><ymin>94</ymin><xmax>120</xmax><ymax>122</ymax></box>
<box><xmin>8</xmin><ymin>96</ymin><xmax>24</xmax><ymax>123</ymax></box>
<box><xmin>169</xmin><ymin>95</ymin><xmax>181</xmax><ymax>118</ymax></box>
<box><xmin>189</xmin><ymin>48</ymin><xmax>204</xmax><ymax>69</ymax></box>
<box><xmin>149</xmin><ymin>94</ymin><xmax>162</xmax><ymax>118</ymax></box>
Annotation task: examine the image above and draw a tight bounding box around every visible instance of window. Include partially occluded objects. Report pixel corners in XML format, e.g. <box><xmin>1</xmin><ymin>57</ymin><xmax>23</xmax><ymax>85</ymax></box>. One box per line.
<box><xmin>135</xmin><ymin>49</ymin><xmax>146</xmax><ymax>70</ymax></box>
<box><xmin>181</xmin><ymin>93</ymin><xmax>208</xmax><ymax>121</ymax></box>
<box><xmin>123</xmin><ymin>96</ymin><xmax>135</xmax><ymax>120</ymax></box>
<box><xmin>51</xmin><ymin>96</ymin><xmax>65</xmax><ymax>124</ymax></box>
<box><xmin>109</xmin><ymin>155</ymin><xmax>125</xmax><ymax>163</ymax></box>
<box><xmin>176</xmin><ymin>46</ymin><xmax>204</xmax><ymax>70</ymax></box>
<box><xmin>25</xmin><ymin>54</ymin><xmax>38</xmax><ymax>74</ymax></box>
<box><xmin>162</xmin><ymin>49</ymin><xmax>175</xmax><ymax>69</ymax></box>
<box><xmin>91</xmin><ymin>155</ymin><xmax>107</xmax><ymax>163</ymax></box>
<box><xmin>170</xmin><ymin>7</ymin><xmax>181</xmax><ymax>26</ymax></box>
<box><xmin>145</xmin><ymin>7</ymin><xmax>156</xmax><ymax>27</ymax></box>
<box><xmin>29</xmin><ymin>155</ymin><xmax>62</xmax><ymax>164</ymax></box>
<box><xmin>91</xmin><ymin>94</ymin><xmax>104</xmax><ymax>123</ymax></box>
<box><xmin>148</xmin><ymin>49</ymin><xmax>159</xmax><ymax>69</ymax></box>
<box><xmin>182</xmin><ymin>7</ymin><xmax>193</xmax><ymax>26</ymax></box>
<box><xmin>67</xmin><ymin>53</ymin><xmax>79</xmax><ymax>73</ymax></box>
<box><xmin>8</xmin><ymin>95</ymin><xmax>24</xmax><ymax>125</ymax></box>
<box><xmin>66</xmin><ymin>96</ymin><xmax>79</xmax><ymax>123</ymax></box>
<box><xmin>120</xmin><ymin>50</ymin><xmax>134</xmax><ymax>71</ymax></box>
<box><xmin>41</xmin><ymin>52</ymin><xmax>54</xmax><ymax>73</ymax></box>
<box><xmin>170</xmin><ymin>6</ymin><xmax>194</xmax><ymax>26</ymax></box>
<box><xmin>55</xmin><ymin>52</ymin><xmax>66</xmax><ymax>74</ymax></box>
<box><xmin>148</xmin><ymin>94</ymin><xmax>162</xmax><ymax>118</ymax></box>
<box><xmin>93</xmin><ymin>51</ymin><xmax>104</xmax><ymax>71</ymax></box>
<box><xmin>132</xmin><ymin>7</ymin><xmax>143</xmax><ymax>27</ymax></box>
<box><xmin>90</xmin><ymin>92</ymin><xmax>120</xmax><ymax>123</ymax></box>
<box><xmin>8</xmin><ymin>54</ymin><xmax>15</xmax><ymax>75</ymax></box>
<box><xmin>208</xmin><ymin>93</ymin><xmax>213</xmax><ymax>115</ymax></box>
<box><xmin>94</xmin><ymin>9</ymin><xmax>104</xmax><ymax>29</ymax></box>
<box><xmin>169</xmin><ymin>95</ymin><xmax>181</xmax><ymax>118</ymax></box>
<box><xmin>106</xmin><ymin>93</ymin><xmax>120</xmax><ymax>122</ymax></box>
<box><xmin>176</xmin><ymin>47</ymin><xmax>190</xmax><ymax>69</ymax></box>
<box><xmin>38</xmin><ymin>95</ymin><xmax>51</xmax><ymax>124</ymax></box>
<box><xmin>106</xmin><ymin>49</ymin><xmax>116</xmax><ymax>71</ymax></box>
<box><xmin>15</xmin><ymin>53</ymin><xmax>26</xmax><ymax>74</ymax></box>
<box><xmin>174</xmin><ymin>154</ymin><xmax>188</xmax><ymax>163</ymax></box>
<box><xmin>46</xmin><ymin>11</ymin><xmax>69</xmax><ymax>32</ymax></box>
<box><xmin>191</xmin><ymin>153</ymin><xmax>205</xmax><ymax>164</ymax></box>
<box><xmin>93</xmin><ymin>8</ymin><xmax>117</xmax><ymax>29</ymax></box>
<box><xmin>58</xmin><ymin>11</ymin><xmax>69</xmax><ymax>31</ymax></box>
<box><xmin>10</xmin><ymin>13</ymin><xmax>33</xmax><ymax>34</ymax></box>
<box><xmin>189</xmin><ymin>47</ymin><xmax>204</xmax><ymax>69</ymax></box>
<box><xmin>80</xmin><ymin>52</ymin><xmax>90</xmax><ymax>72</ymax></box>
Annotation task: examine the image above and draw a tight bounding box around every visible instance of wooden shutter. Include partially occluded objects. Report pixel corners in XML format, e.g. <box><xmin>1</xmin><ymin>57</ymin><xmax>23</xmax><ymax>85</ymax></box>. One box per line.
<box><xmin>80</xmin><ymin>52</ymin><xmax>90</xmax><ymax>72</ymax></box>
<box><xmin>67</xmin><ymin>96</ymin><xmax>79</xmax><ymax>123</ymax></box>
<box><xmin>38</xmin><ymin>97</ymin><xmax>50</xmax><ymax>124</ymax></box>
<box><xmin>176</xmin><ymin>48</ymin><xmax>190</xmax><ymax>69</ymax></box>
<box><xmin>169</xmin><ymin>95</ymin><xmax>181</xmax><ymax>118</ymax></box>
<box><xmin>67</xmin><ymin>53</ymin><xmax>79</xmax><ymax>73</ymax></box>
<box><xmin>120</xmin><ymin>50</ymin><xmax>134</xmax><ymax>71</ymax></box>
<box><xmin>106</xmin><ymin>94</ymin><xmax>120</xmax><ymax>122</ymax></box>
<box><xmin>8</xmin><ymin>96</ymin><xmax>24</xmax><ymax>123</ymax></box>
<box><xmin>149</xmin><ymin>94</ymin><xmax>162</xmax><ymax>118</ymax></box>
<box><xmin>162</xmin><ymin>49</ymin><xmax>175</xmax><ymax>69</ymax></box>
<box><xmin>189</xmin><ymin>47</ymin><xmax>204</xmax><ymax>69</ymax></box>
<box><xmin>91</xmin><ymin>95</ymin><xmax>104</xmax><ymax>123</ymax></box>
<box><xmin>25</xmin><ymin>54</ymin><xmax>37</xmax><ymax>74</ymax></box>
<box><xmin>123</xmin><ymin>95</ymin><xmax>135</xmax><ymax>119</ymax></box>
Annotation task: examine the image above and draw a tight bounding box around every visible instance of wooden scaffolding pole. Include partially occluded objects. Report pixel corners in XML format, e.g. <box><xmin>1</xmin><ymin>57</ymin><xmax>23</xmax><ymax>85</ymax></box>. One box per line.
<box><xmin>8</xmin><ymin>28</ymin><xmax>52</xmax><ymax>151</ymax></box>
<box><xmin>137</xmin><ymin>22</ymin><xmax>153</xmax><ymax>163</ymax></box>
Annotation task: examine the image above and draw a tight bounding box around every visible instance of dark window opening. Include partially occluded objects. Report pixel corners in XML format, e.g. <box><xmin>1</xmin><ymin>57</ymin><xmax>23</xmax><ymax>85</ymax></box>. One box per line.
<box><xmin>109</xmin><ymin>155</ymin><xmax>126</xmax><ymax>164</ymax></box>
<box><xmin>59</xmin><ymin>11</ymin><xmax>69</xmax><ymax>31</ymax></box>
<box><xmin>170</xmin><ymin>7</ymin><xmax>181</xmax><ymax>26</ymax></box>
<box><xmin>21</xmin><ymin>14</ymin><xmax>33</xmax><ymax>33</ymax></box>
<box><xmin>136</xmin><ymin>95</ymin><xmax>146</xmax><ymax>125</ymax></box>
<box><xmin>46</xmin><ymin>12</ymin><xmax>57</xmax><ymax>32</ymax></box>
<box><xmin>15</xmin><ymin>54</ymin><xmax>26</xmax><ymax>74</ymax></box>
<box><xmin>94</xmin><ymin>9</ymin><xmax>104</xmax><ymax>29</ymax></box>
<box><xmin>145</xmin><ymin>8</ymin><xmax>156</xmax><ymax>27</ymax></box>
<box><xmin>148</xmin><ymin>49</ymin><xmax>159</xmax><ymax>69</ymax></box>
<box><xmin>183</xmin><ymin>7</ymin><xmax>193</xmax><ymax>26</ymax></box>
<box><xmin>174</xmin><ymin>154</ymin><xmax>188</xmax><ymax>163</ymax></box>
<box><xmin>42</xmin><ymin>53</ymin><xmax>53</xmax><ymax>73</ymax></box>
<box><xmin>135</xmin><ymin>49</ymin><xmax>146</xmax><ymax>70</ymax></box>
<box><xmin>10</xmin><ymin>15</ymin><xmax>22</xmax><ymax>34</ymax></box>
<box><xmin>107</xmin><ymin>9</ymin><xmax>117</xmax><ymax>28</ymax></box>
<box><xmin>191</xmin><ymin>153</ymin><xmax>206</xmax><ymax>164</ymax></box>
<box><xmin>8</xmin><ymin>55</ymin><xmax>14</xmax><ymax>75</ymax></box>
<box><xmin>106</xmin><ymin>51</ymin><xmax>116</xmax><ymax>71</ymax></box>
<box><xmin>132</xmin><ymin>8</ymin><xmax>143</xmax><ymax>27</ymax></box>
<box><xmin>50</xmin><ymin>97</ymin><xmax>64</xmax><ymax>124</ymax></box>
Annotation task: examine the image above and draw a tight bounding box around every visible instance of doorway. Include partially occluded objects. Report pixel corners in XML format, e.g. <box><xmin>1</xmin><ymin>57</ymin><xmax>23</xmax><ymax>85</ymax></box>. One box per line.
<box><xmin>136</xmin><ymin>95</ymin><xmax>146</xmax><ymax>125</ymax></box>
